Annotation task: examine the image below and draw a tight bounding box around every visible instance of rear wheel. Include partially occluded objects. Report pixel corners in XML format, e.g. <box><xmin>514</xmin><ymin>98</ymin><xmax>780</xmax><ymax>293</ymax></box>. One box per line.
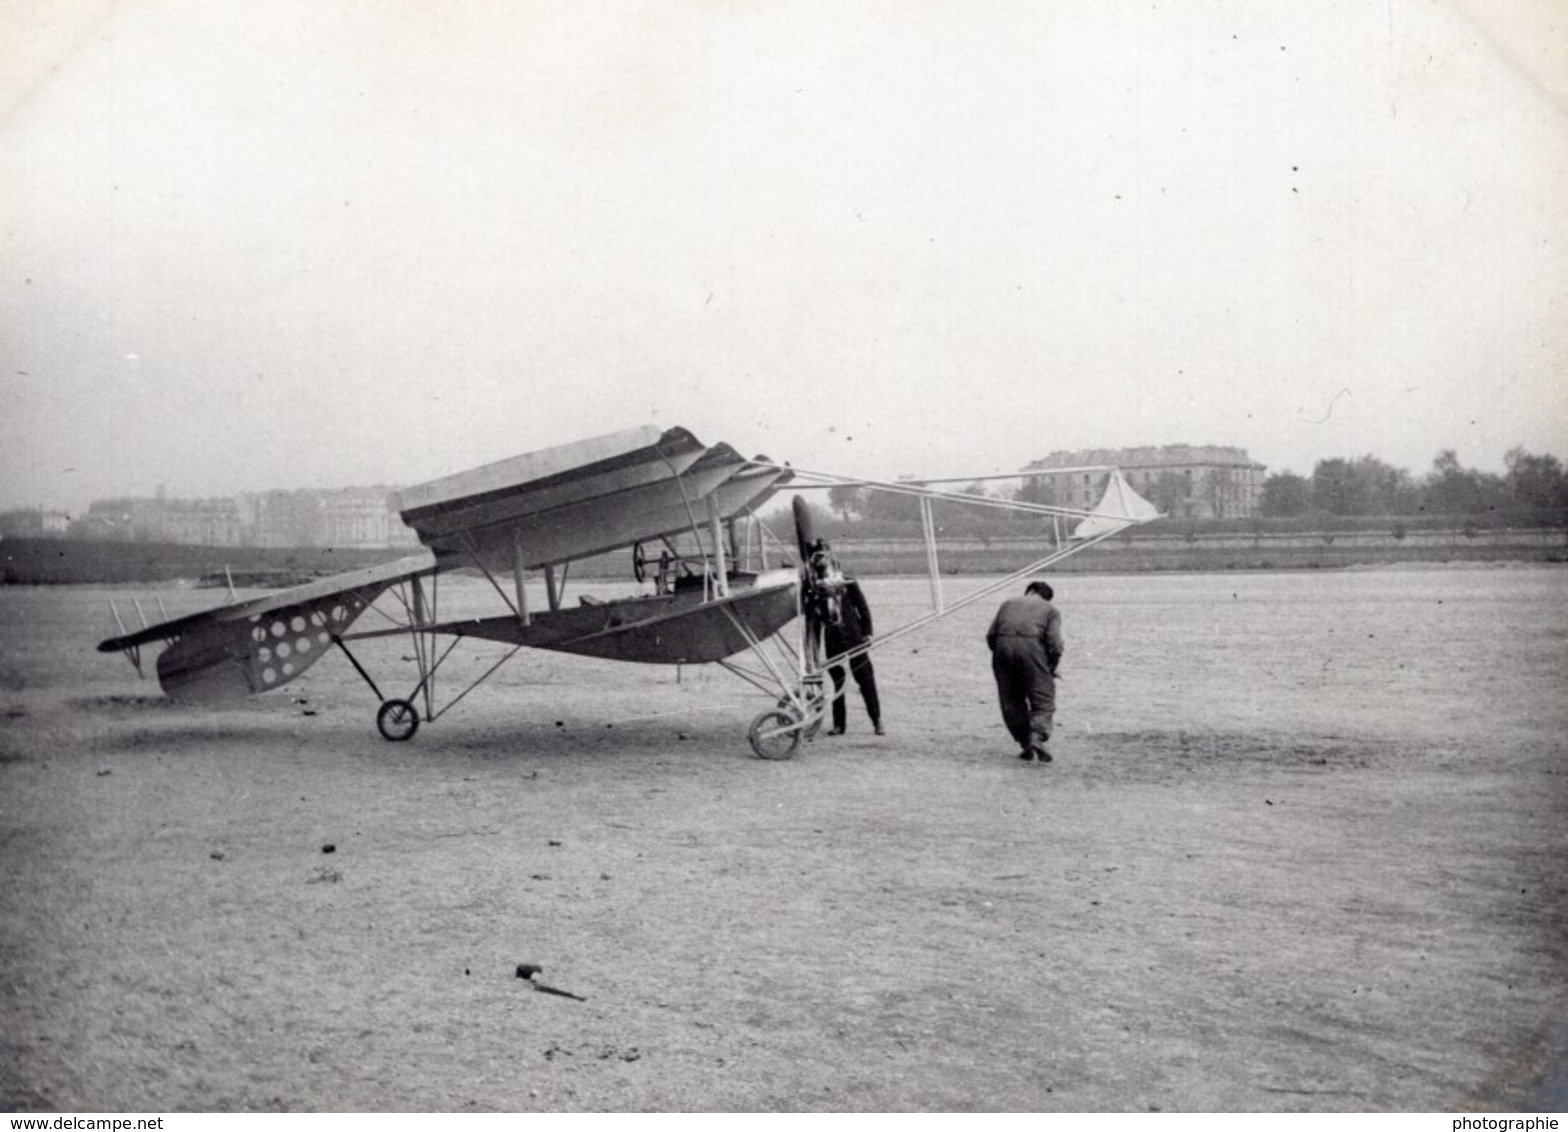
<box><xmin>377</xmin><ymin>698</ymin><xmax>419</xmax><ymax>741</ymax></box>
<box><xmin>748</xmin><ymin>708</ymin><xmax>802</xmax><ymax>760</ymax></box>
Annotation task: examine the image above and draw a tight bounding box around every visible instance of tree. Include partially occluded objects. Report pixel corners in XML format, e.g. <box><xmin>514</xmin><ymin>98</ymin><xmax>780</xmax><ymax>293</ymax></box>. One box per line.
<box><xmin>1361</xmin><ymin>456</ymin><xmax>1419</xmax><ymax>514</ymax></box>
<box><xmin>858</xmin><ymin>483</ymin><xmax>923</xmax><ymax>523</ymax></box>
<box><xmin>957</xmin><ymin>481</ymin><xmax>994</xmax><ymax>509</ymax></box>
<box><xmin>1422</xmin><ymin>450</ymin><xmax>1505</xmax><ymax>515</ymax></box>
<box><xmin>1311</xmin><ymin>455</ymin><xmax>1412</xmax><ymax>515</ymax></box>
<box><xmin>1503</xmin><ymin>447</ymin><xmax>1568</xmax><ymax>517</ymax></box>
<box><xmin>827</xmin><ymin>483</ymin><xmax>866</xmax><ymax>521</ymax></box>
<box><xmin>1259</xmin><ymin>472</ymin><xmax>1311</xmax><ymax>517</ymax></box>
<box><xmin>944</xmin><ymin>481</ymin><xmax>999</xmax><ymax>531</ymax></box>
<box><xmin>1312</xmin><ymin>458</ymin><xmax>1362</xmax><ymax>514</ymax></box>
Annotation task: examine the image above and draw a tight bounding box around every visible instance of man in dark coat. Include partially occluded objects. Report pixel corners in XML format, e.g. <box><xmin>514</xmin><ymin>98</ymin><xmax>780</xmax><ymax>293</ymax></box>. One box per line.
<box><xmin>809</xmin><ymin>540</ymin><xmax>884</xmax><ymax>737</ymax></box>
<box><xmin>985</xmin><ymin>580</ymin><xmax>1063</xmax><ymax>762</ymax></box>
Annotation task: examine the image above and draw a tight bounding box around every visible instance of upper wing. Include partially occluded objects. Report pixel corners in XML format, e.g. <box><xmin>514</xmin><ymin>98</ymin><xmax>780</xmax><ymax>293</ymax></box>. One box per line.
<box><xmin>393</xmin><ymin>425</ymin><xmax>792</xmax><ymax>575</ymax></box>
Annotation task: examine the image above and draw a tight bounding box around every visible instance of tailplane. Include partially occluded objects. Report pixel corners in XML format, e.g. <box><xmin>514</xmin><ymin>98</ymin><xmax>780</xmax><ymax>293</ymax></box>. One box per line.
<box><xmin>1071</xmin><ymin>470</ymin><xmax>1161</xmax><ymax>541</ymax></box>
<box><xmin>97</xmin><ymin>554</ymin><xmax>435</xmax><ymax>702</ymax></box>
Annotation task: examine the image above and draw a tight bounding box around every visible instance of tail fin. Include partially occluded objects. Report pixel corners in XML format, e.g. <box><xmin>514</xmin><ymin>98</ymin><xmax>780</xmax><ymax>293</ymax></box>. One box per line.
<box><xmin>1071</xmin><ymin>470</ymin><xmax>1161</xmax><ymax>541</ymax></box>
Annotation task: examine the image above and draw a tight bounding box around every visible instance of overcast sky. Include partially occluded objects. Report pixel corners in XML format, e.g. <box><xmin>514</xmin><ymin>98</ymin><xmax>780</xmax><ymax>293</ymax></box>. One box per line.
<box><xmin>2</xmin><ymin>0</ymin><xmax>1564</xmax><ymax>513</ymax></box>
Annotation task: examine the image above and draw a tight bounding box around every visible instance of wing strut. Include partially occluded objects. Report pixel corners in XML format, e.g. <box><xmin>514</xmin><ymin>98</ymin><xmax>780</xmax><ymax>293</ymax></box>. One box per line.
<box><xmin>107</xmin><ymin>600</ymin><xmax>144</xmax><ymax>677</ymax></box>
<box><xmin>512</xmin><ymin>530</ymin><xmax>530</xmax><ymax>626</ymax></box>
<box><xmin>708</xmin><ymin>497</ymin><xmax>730</xmax><ymax>598</ymax></box>
<box><xmin>659</xmin><ymin>446</ymin><xmax>721</xmax><ymax>598</ymax></box>
<box><xmin>919</xmin><ymin>495</ymin><xmax>943</xmax><ymax>614</ymax></box>
<box><xmin>455</xmin><ymin>531</ymin><xmax>525</xmax><ymax>622</ymax></box>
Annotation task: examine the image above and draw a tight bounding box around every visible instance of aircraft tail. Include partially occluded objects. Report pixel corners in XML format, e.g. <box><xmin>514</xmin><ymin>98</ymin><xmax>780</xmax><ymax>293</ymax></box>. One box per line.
<box><xmin>153</xmin><ymin>602</ymin><xmax>343</xmax><ymax>702</ymax></box>
<box><xmin>1071</xmin><ymin>470</ymin><xmax>1162</xmax><ymax>541</ymax></box>
<box><xmin>97</xmin><ymin>555</ymin><xmax>434</xmax><ymax>702</ymax></box>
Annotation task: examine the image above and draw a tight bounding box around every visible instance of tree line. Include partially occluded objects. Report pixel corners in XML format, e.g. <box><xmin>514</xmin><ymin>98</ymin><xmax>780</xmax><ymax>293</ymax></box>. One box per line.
<box><xmin>1256</xmin><ymin>448</ymin><xmax>1567</xmax><ymax>519</ymax></box>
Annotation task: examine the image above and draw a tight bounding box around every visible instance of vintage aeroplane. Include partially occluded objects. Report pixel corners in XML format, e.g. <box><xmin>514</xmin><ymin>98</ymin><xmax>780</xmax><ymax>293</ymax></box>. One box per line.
<box><xmin>97</xmin><ymin>424</ymin><xmax>1158</xmax><ymax>757</ymax></box>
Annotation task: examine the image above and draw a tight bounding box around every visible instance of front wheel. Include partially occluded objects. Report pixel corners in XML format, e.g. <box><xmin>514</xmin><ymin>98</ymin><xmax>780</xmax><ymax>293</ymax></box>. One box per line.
<box><xmin>748</xmin><ymin>709</ymin><xmax>802</xmax><ymax>760</ymax></box>
<box><xmin>377</xmin><ymin>698</ymin><xmax>420</xmax><ymax>741</ymax></box>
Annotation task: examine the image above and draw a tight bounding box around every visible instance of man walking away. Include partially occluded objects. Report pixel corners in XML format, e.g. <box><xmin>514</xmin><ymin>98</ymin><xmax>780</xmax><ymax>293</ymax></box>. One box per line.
<box><xmin>985</xmin><ymin>580</ymin><xmax>1063</xmax><ymax>763</ymax></box>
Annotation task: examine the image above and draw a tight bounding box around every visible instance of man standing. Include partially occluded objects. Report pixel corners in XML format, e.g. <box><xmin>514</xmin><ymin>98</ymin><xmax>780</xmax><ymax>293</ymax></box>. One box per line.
<box><xmin>810</xmin><ymin>540</ymin><xmax>884</xmax><ymax>737</ymax></box>
<box><xmin>985</xmin><ymin>580</ymin><xmax>1063</xmax><ymax>763</ymax></box>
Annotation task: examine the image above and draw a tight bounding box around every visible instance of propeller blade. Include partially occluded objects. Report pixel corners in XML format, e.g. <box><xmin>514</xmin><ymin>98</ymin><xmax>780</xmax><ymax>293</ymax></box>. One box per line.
<box><xmin>791</xmin><ymin>495</ymin><xmax>817</xmax><ymax>565</ymax></box>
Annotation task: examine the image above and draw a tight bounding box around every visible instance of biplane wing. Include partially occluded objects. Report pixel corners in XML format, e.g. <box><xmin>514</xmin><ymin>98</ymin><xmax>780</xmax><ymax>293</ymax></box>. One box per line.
<box><xmin>394</xmin><ymin>425</ymin><xmax>789</xmax><ymax>574</ymax></box>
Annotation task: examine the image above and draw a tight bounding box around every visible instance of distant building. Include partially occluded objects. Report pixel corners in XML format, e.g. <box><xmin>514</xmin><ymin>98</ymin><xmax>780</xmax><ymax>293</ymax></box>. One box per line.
<box><xmin>1023</xmin><ymin>445</ymin><xmax>1267</xmax><ymax>519</ymax></box>
<box><xmin>321</xmin><ymin>487</ymin><xmax>393</xmax><ymax>547</ymax></box>
<box><xmin>70</xmin><ymin>486</ymin><xmax>421</xmax><ymax>548</ymax></box>
<box><xmin>0</xmin><ymin>508</ymin><xmax>71</xmax><ymax>538</ymax></box>
<box><xmin>162</xmin><ymin>498</ymin><xmax>243</xmax><ymax>546</ymax></box>
<box><xmin>320</xmin><ymin>487</ymin><xmax>419</xmax><ymax>548</ymax></box>
<box><xmin>244</xmin><ymin>490</ymin><xmax>327</xmax><ymax>547</ymax></box>
<box><xmin>78</xmin><ymin>498</ymin><xmax>172</xmax><ymax>541</ymax></box>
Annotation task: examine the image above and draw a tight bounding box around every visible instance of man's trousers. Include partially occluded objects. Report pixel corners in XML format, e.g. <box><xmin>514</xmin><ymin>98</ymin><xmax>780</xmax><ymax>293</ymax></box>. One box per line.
<box><xmin>991</xmin><ymin>639</ymin><xmax>1056</xmax><ymax>750</ymax></box>
<box><xmin>829</xmin><ymin>651</ymin><xmax>880</xmax><ymax>731</ymax></box>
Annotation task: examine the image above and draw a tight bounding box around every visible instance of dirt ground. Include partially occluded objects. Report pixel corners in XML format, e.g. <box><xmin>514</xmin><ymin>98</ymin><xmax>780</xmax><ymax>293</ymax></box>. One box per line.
<box><xmin>1</xmin><ymin>565</ymin><xmax>1564</xmax><ymax>1112</ymax></box>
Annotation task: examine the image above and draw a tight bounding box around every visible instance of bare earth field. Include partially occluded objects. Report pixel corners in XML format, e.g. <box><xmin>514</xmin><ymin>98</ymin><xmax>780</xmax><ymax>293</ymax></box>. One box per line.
<box><xmin>1</xmin><ymin>566</ymin><xmax>1564</xmax><ymax>1112</ymax></box>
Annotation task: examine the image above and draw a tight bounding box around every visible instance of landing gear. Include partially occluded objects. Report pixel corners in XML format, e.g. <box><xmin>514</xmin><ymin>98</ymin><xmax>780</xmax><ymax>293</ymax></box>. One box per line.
<box><xmin>748</xmin><ymin>708</ymin><xmax>803</xmax><ymax>760</ymax></box>
<box><xmin>778</xmin><ymin>679</ymin><xmax>827</xmax><ymax>740</ymax></box>
<box><xmin>376</xmin><ymin>698</ymin><xmax>420</xmax><ymax>742</ymax></box>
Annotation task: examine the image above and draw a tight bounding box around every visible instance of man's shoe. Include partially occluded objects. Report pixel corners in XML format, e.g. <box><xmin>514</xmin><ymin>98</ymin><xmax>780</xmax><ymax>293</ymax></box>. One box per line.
<box><xmin>873</xmin><ymin>722</ymin><xmax>885</xmax><ymax>736</ymax></box>
<box><xmin>1032</xmin><ymin>745</ymin><xmax>1053</xmax><ymax>763</ymax></box>
<box><xmin>827</xmin><ymin>727</ymin><xmax>845</xmax><ymax>736</ymax></box>
<box><xmin>1018</xmin><ymin>748</ymin><xmax>1035</xmax><ymax>762</ymax></box>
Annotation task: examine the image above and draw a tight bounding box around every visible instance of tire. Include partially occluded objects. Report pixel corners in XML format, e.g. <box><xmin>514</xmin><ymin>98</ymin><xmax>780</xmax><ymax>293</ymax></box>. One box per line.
<box><xmin>748</xmin><ymin>708</ymin><xmax>802</xmax><ymax>760</ymax></box>
<box><xmin>376</xmin><ymin>698</ymin><xmax>419</xmax><ymax>742</ymax></box>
